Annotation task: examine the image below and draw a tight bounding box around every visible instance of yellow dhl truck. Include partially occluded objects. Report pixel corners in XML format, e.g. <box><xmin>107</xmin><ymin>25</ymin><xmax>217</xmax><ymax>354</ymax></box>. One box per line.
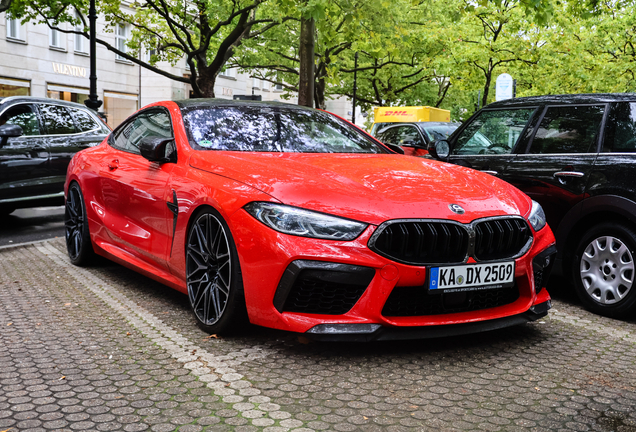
<box><xmin>370</xmin><ymin>106</ymin><xmax>451</xmax><ymax>135</ymax></box>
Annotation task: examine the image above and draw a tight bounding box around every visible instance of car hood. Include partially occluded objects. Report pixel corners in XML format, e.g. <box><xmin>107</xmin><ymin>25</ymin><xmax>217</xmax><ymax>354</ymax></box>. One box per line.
<box><xmin>189</xmin><ymin>152</ymin><xmax>531</xmax><ymax>225</ymax></box>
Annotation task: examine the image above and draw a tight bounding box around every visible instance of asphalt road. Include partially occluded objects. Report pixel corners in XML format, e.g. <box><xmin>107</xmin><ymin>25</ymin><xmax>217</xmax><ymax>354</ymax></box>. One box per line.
<box><xmin>2</xmin><ymin>238</ymin><xmax>636</xmax><ymax>431</ymax></box>
<box><xmin>0</xmin><ymin>206</ymin><xmax>65</xmax><ymax>247</ymax></box>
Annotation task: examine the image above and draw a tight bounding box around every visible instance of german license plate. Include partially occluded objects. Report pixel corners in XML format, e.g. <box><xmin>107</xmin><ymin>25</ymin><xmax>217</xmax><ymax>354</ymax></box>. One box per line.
<box><xmin>429</xmin><ymin>261</ymin><xmax>515</xmax><ymax>292</ymax></box>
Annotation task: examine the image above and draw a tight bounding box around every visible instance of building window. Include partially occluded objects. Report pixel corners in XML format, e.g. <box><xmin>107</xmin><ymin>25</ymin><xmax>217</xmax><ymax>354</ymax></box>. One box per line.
<box><xmin>262</xmin><ymin>81</ymin><xmax>270</xmax><ymax>91</ymax></box>
<box><xmin>104</xmin><ymin>91</ymin><xmax>139</xmax><ymax>128</ymax></box>
<box><xmin>0</xmin><ymin>77</ymin><xmax>30</xmax><ymax>97</ymax></box>
<box><xmin>50</xmin><ymin>27</ymin><xmax>63</xmax><ymax>49</ymax></box>
<box><xmin>220</xmin><ymin>67</ymin><xmax>236</xmax><ymax>78</ymax></box>
<box><xmin>6</xmin><ymin>17</ymin><xmax>24</xmax><ymax>41</ymax></box>
<box><xmin>252</xmin><ymin>77</ymin><xmax>260</xmax><ymax>89</ymax></box>
<box><xmin>75</xmin><ymin>12</ymin><xmax>86</xmax><ymax>53</ymax></box>
<box><xmin>47</xmin><ymin>84</ymin><xmax>89</xmax><ymax>105</ymax></box>
<box><xmin>115</xmin><ymin>23</ymin><xmax>128</xmax><ymax>60</ymax></box>
<box><xmin>275</xmin><ymin>83</ymin><xmax>284</xmax><ymax>91</ymax></box>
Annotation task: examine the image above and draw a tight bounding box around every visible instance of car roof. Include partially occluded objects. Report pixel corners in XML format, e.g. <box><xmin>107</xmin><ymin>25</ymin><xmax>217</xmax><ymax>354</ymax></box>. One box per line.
<box><xmin>416</xmin><ymin>122</ymin><xmax>460</xmax><ymax>127</ymax></box>
<box><xmin>485</xmin><ymin>93</ymin><xmax>636</xmax><ymax>109</ymax></box>
<box><xmin>175</xmin><ymin>98</ymin><xmax>317</xmax><ymax>112</ymax></box>
<box><xmin>0</xmin><ymin>96</ymin><xmax>94</xmax><ymax>110</ymax></box>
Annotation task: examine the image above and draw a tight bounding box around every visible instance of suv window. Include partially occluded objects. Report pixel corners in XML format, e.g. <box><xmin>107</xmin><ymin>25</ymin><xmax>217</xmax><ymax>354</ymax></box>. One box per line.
<box><xmin>529</xmin><ymin>105</ymin><xmax>605</xmax><ymax>154</ymax></box>
<box><xmin>452</xmin><ymin>108</ymin><xmax>535</xmax><ymax>155</ymax></box>
<box><xmin>603</xmin><ymin>102</ymin><xmax>636</xmax><ymax>153</ymax></box>
<box><xmin>71</xmin><ymin>108</ymin><xmax>101</xmax><ymax>132</ymax></box>
<box><xmin>375</xmin><ymin>127</ymin><xmax>398</xmax><ymax>144</ymax></box>
<box><xmin>394</xmin><ymin>125</ymin><xmax>424</xmax><ymax>147</ymax></box>
<box><xmin>112</xmin><ymin>110</ymin><xmax>172</xmax><ymax>154</ymax></box>
<box><xmin>378</xmin><ymin>125</ymin><xmax>424</xmax><ymax>147</ymax></box>
<box><xmin>0</xmin><ymin>104</ymin><xmax>40</xmax><ymax>135</ymax></box>
<box><xmin>40</xmin><ymin>105</ymin><xmax>76</xmax><ymax>135</ymax></box>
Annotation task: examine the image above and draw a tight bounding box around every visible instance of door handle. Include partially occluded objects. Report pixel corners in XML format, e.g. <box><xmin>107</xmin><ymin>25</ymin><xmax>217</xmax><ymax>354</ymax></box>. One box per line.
<box><xmin>108</xmin><ymin>159</ymin><xmax>119</xmax><ymax>171</ymax></box>
<box><xmin>554</xmin><ymin>171</ymin><xmax>584</xmax><ymax>178</ymax></box>
<box><xmin>481</xmin><ymin>170</ymin><xmax>498</xmax><ymax>176</ymax></box>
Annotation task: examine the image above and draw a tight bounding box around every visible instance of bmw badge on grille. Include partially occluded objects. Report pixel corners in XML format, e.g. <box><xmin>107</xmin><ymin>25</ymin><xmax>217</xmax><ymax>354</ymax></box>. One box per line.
<box><xmin>449</xmin><ymin>204</ymin><xmax>465</xmax><ymax>214</ymax></box>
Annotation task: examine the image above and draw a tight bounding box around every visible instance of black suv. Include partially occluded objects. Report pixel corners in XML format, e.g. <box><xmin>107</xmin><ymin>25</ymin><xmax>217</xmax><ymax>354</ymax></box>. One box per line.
<box><xmin>428</xmin><ymin>94</ymin><xmax>636</xmax><ymax>318</ymax></box>
<box><xmin>0</xmin><ymin>96</ymin><xmax>110</xmax><ymax>215</ymax></box>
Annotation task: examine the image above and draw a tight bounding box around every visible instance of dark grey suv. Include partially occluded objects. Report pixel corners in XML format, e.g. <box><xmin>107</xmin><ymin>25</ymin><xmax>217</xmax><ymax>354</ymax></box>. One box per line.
<box><xmin>428</xmin><ymin>94</ymin><xmax>636</xmax><ymax>318</ymax></box>
<box><xmin>0</xmin><ymin>96</ymin><xmax>110</xmax><ymax>215</ymax></box>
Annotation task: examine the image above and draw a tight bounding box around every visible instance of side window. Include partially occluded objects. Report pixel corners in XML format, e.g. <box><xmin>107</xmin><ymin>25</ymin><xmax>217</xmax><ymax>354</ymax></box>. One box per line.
<box><xmin>72</xmin><ymin>108</ymin><xmax>101</xmax><ymax>132</ymax></box>
<box><xmin>393</xmin><ymin>126</ymin><xmax>425</xmax><ymax>147</ymax></box>
<box><xmin>375</xmin><ymin>128</ymin><xmax>399</xmax><ymax>144</ymax></box>
<box><xmin>529</xmin><ymin>105</ymin><xmax>605</xmax><ymax>154</ymax></box>
<box><xmin>40</xmin><ymin>105</ymin><xmax>77</xmax><ymax>135</ymax></box>
<box><xmin>0</xmin><ymin>104</ymin><xmax>40</xmax><ymax>136</ymax></box>
<box><xmin>452</xmin><ymin>108</ymin><xmax>535</xmax><ymax>155</ymax></box>
<box><xmin>112</xmin><ymin>110</ymin><xmax>172</xmax><ymax>155</ymax></box>
<box><xmin>603</xmin><ymin>102</ymin><xmax>636</xmax><ymax>153</ymax></box>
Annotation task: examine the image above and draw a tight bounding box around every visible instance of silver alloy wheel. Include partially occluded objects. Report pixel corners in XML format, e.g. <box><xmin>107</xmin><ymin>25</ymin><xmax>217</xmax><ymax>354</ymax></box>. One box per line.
<box><xmin>186</xmin><ymin>213</ymin><xmax>232</xmax><ymax>326</ymax></box>
<box><xmin>580</xmin><ymin>235</ymin><xmax>634</xmax><ymax>305</ymax></box>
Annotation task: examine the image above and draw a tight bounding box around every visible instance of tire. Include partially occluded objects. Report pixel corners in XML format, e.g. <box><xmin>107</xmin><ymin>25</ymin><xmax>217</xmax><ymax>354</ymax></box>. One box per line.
<box><xmin>185</xmin><ymin>207</ymin><xmax>247</xmax><ymax>335</ymax></box>
<box><xmin>572</xmin><ymin>222</ymin><xmax>636</xmax><ymax>318</ymax></box>
<box><xmin>65</xmin><ymin>182</ymin><xmax>95</xmax><ymax>266</ymax></box>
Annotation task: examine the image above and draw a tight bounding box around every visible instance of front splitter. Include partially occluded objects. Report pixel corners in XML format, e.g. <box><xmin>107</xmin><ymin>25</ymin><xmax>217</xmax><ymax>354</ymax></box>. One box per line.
<box><xmin>304</xmin><ymin>301</ymin><xmax>551</xmax><ymax>342</ymax></box>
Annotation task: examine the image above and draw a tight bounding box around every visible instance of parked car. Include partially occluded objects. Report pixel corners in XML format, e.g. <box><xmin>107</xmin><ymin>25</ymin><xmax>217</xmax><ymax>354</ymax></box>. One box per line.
<box><xmin>0</xmin><ymin>96</ymin><xmax>110</xmax><ymax>216</ymax></box>
<box><xmin>427</xmin><ymin>93</ymin><xmax>636</xmax><ymax>318</ymax></box>
<box><xmin>65</xmin><ymin>99</ymin><xmax>555</xmax><ymax>340</ymax></box>
<box><xmin>373</xmin><ymin>121</ymin><xmax>460</xmax><ymax>156</ymax></box>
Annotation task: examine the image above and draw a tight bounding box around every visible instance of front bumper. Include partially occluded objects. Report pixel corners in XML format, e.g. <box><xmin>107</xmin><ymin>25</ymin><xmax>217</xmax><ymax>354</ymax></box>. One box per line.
<box><xmin>231</xmin><ymin>209</ymin><xmax>556</xmax><ymax>335</ymax></box>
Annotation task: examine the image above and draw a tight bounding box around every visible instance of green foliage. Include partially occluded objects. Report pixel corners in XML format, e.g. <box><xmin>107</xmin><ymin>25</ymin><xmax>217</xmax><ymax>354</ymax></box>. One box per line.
<box><xmin>7</xmin><ymin>0</ymin><xmax>636</xmax><ymax>116</ymax></box>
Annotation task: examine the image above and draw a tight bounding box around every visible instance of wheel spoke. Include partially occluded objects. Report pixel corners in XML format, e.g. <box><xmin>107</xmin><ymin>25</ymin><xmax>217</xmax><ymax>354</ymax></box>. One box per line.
<box><xmin>580</xmin><ymin>233</ymin><xmax>635</xmax><ymax>306</ymax></box>
<box><xmin>187</xmin><ymin>212</ymin><xmax>234</xmax><ymax>327</ymax></box>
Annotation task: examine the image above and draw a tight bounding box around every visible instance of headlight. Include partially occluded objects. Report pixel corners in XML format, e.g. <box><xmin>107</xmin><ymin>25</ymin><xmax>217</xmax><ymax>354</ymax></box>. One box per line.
<box><xmin>244</xmin><ymin>202</ymin><xmax>368</xmax><ymax>241</ymax></box>
<box><xmin>528</xmin><ymin>200</ymin><xmax>547</xmax><ymax>231</ymax></box>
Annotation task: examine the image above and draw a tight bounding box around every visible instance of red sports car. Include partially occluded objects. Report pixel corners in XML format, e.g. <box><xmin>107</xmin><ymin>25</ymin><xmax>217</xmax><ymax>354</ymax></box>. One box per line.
<box><xmin>65</xmin><ymin>100</ymin><xmax>556</xmax><ymax>341</ymax></box>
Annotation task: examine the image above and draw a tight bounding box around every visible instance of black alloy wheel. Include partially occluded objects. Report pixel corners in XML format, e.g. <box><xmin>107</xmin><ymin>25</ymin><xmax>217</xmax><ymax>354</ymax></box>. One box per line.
<box><xmin>573</xmin><ymin>222</ymin><xmax>636</xmax><ymax>318</ymax></box>
<box><xmin>65</xmin><ymin>182</ymin><xmax>95</xmax><ymax>266</ymax></box>
<box><xmin>186</xmin><ymin>208</ymin><xmax>246</xmax><ymax>334</ymax></box>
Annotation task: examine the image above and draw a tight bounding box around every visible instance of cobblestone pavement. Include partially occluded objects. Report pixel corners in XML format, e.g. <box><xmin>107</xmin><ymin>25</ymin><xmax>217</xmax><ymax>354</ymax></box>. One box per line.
<box><xmin>1</xmin><ymin>239</ymin><xmax>636</xmax><ymax>432</ymax></box>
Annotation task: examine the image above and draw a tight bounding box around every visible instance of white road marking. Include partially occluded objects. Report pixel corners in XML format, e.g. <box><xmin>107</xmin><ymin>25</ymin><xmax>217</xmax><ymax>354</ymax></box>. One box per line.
<box><xmin>36</xmin><ymin>242</ymin><xmax>313</xmax><ymax>432</ymax></box>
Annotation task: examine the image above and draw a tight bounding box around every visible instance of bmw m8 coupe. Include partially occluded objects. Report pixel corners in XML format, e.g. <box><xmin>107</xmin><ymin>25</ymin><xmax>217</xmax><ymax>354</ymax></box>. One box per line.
<box><xmin>64</xmin><ymin>100</ymin><xmax>555</xmax><ymax>341</ymax></box>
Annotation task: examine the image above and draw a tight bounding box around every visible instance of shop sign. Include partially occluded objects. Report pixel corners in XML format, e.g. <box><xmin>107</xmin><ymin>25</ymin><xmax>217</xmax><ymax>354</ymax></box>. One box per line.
<box><xmin>52</xmin><ymin>62</ymin><xmax>87</xmax><ymax>78</ymax></box>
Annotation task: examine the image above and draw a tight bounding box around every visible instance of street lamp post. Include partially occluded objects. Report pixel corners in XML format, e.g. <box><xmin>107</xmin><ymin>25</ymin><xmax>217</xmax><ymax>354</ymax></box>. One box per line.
<box><xmin>84</xmin><ymin>0</ymin><xmax>102</xmax><ymax>112</ymax></box>
<box><xmin>352</xmin><ymin>52</ymin><xmax>358</xmax><ymax>125</ymax></box>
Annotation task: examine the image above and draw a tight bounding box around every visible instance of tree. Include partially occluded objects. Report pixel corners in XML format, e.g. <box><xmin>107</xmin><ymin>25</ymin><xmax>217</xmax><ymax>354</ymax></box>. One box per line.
<box><xmin>7</xmin><ymin>0</ymin><xmax>289</xmax><ymax>97</ymax></box>
<box><xmin>0</xmin><ymin>0</ymin><xmax>12</xmax><ymax>13</ymax></box>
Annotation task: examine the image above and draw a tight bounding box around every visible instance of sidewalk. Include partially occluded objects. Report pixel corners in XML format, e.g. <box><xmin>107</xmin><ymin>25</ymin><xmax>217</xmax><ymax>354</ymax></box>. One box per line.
<box><xmin>1</xmin><ymin>239</ymin><xmax>636</xmax><ymax>431</ymax></box>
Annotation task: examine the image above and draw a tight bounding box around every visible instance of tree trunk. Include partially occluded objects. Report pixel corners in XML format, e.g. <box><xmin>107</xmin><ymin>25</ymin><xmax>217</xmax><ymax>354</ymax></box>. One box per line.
<box><xmin>298</xmin><ymin>17</ymin><xmax>315</xmax><ymax>108</ymax></box>
<box><xmin>482</xmin><ymin>63</ymin><xmax>493</xmax><ymax>107</ymax></box>
<box><xmin>314</xmin><ymin>76</ymin><xmax>326</xmax><ymax>110</ymax></box>
<box><xmin>193</xmin><ymin>68</ymin><xmax>217</xmax><ymax>98</ymax></box>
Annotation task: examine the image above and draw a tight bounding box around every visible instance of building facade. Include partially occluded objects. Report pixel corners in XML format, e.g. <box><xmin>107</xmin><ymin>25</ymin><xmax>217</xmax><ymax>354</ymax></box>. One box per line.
<box><xmin>0</xmin><ymin>12</ymin><xmax>361</xmax><ymax>129</ymax></box>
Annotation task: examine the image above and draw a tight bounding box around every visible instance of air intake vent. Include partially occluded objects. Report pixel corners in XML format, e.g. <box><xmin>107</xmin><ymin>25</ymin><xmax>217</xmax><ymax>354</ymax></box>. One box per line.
<box><xmin>370</xmin><ymin>222</ymin><xmax>469</xmax><ymax>265</ymax></box>
<box><xmin>474</xmin><ymin>219</ymin><xmax>531</xmax><ymax>261</ymax></box>
<box><xmin>282</xmin><ymin>270</ymin><xmax>369</xmax><ymax>314</ymax></box>
<box><xmin>382</xmin><ymin>285</ymin><xmax>519</xmax><ymax>316</ymax></box>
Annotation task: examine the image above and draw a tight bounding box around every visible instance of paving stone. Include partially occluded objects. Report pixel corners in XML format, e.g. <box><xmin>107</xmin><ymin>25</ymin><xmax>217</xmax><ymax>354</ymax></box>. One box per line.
<box><xmin>3</xmin><ymin>240</ymin><xmax>636</xmax><ymax>431</ymax></box>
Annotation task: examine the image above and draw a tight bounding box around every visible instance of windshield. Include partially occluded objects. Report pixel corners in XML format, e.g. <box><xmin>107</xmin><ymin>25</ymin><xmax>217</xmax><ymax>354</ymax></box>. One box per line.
<box><xmin>421</xmin><ymin>124</ymin><xmax>459</xmax><ymax>141</ymax></box>
<box><xmin>452</xmin><ymin>108</ymin><xmax>536</xmax><ymax>155</ymax></box>
<box><xmin>183</xmin><ymin>106</ymin><xmax>386</xmax><ymax>153</ymax></box>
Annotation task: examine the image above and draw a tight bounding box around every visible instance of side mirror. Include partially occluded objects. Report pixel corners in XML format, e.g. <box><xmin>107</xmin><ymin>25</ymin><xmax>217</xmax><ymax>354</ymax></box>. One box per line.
<box><xmin>428</xmin><ymin>139</ymin><xmax>450</xmax><ymax>160</ymax></box>
<box><xmin>139</xmin><ymin>136</ymin><xmax>175</xmax><ymax>163</ymax></box>
<box><xmin>0</xmin><ymin>124</ymin><xmax>23</xmax><ymax>148</ymax></box>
